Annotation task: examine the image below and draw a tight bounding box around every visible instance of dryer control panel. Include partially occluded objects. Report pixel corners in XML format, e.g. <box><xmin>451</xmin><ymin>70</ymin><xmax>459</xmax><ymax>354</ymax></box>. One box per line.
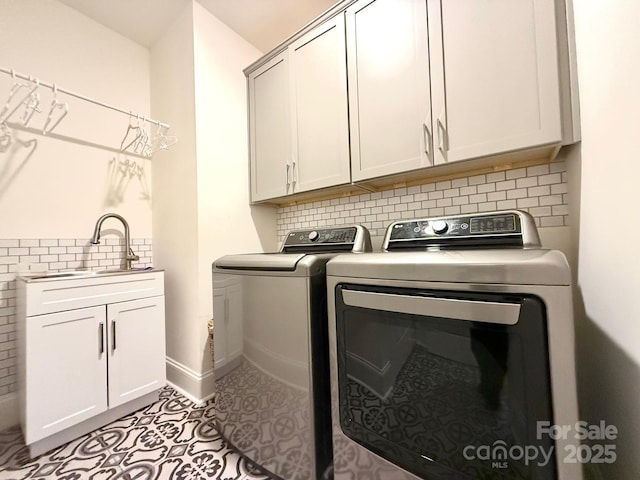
<box><xmin>384</xmin><ymin>210</ymin><xmax>540</xmax><ymax>250</ymax></box>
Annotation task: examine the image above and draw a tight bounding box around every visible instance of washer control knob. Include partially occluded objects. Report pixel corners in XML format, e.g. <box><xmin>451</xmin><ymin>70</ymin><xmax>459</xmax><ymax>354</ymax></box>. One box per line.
<box><xmin>431</xmin><ymin>220</ymin><xmax>449</xmax><ymax>234</ymax></box>
<box><xmin>308</xmin><ymin>230</ymin><xmax>319</xmax><ymax>242</ymax></box>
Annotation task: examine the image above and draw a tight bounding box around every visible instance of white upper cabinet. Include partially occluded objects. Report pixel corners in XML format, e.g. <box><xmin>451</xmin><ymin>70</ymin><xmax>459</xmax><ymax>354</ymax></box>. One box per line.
<box><xmin>247</xmin><ymin>0</ymin><xmax>577</xmax><ymax>197</ymax></box>
<box><xmin>249</xmin><ymin>52</ymin><xmax>291</xmax><ymax>201</ymax></box>
<box><xmin>249</xmin><ymin>17</ymin><xmax>351</xmax><ymax>202</ymax></box>
<box><xmin>290</xmin><ymin>16</ymin><xmax>351</xmax><ymax>193</ymax></box>
<box><xmin>429</xmin><ymin>0</ymin><xmax>564</xmax><ymax>165</ymax></box>
<box><xmin>347</xmin><ymin>0</ymin><xmax>432</xmax><ymax>182</ymax></box>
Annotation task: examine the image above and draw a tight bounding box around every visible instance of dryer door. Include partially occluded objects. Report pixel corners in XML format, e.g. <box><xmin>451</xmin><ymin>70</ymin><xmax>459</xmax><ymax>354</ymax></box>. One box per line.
<box><xmin>333</xmin><ymin>284</ymin><xmax>556</xmax><ymax>480</ymax></box>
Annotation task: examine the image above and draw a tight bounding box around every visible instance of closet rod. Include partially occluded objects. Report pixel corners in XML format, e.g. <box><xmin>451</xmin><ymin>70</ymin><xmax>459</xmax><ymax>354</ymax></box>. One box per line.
<box><xmin>0</xmin><ymin>66</ymin><xmax>170</xmax><ymax>129</ymax></box>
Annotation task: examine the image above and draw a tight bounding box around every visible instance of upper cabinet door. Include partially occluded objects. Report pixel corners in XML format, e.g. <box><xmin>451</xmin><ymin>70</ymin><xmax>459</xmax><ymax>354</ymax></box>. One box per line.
<box><xmin>429</xmin><ymin>0</ymin><xmax>562</xmax><ymax>165</ymax></box>
<box><xmin>249</xmin><ymin>52</ymin><xmax>291</xmax><ymax>202</ymax></box>
<box><xmin>347</xmin><ymin>0</ymin><xmax>432</xmax><ymax>182</ymax></box>
<box><xmin>290</xmin><ymin>16</ymin><xmax>351</xmax><ymax>193</ymax></box>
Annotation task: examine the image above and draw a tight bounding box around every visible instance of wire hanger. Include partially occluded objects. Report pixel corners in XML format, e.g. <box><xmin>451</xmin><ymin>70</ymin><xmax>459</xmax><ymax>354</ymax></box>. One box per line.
<box><xmin>120</xmin><ymin>113</ymin><xmax>142</xmax><ymax>152</ymax></box>
<box><xmin>151</xmin><ymin>124</ymin><xmax>177</xmax><ymax>153</ymax></box>
<box><xmin>42</xmin><ymin>84</ymin><xmax>68</xmax><ymax>135</ymax></box>
<box><xmin>0</xmin><ymin>123</ymin><xmax>12</xmax><ymax>153</ymax></box>
<box><xmin>0</xmin><ymin>72</ymin><xmax>40</xmax><ymax>124</ymax></box>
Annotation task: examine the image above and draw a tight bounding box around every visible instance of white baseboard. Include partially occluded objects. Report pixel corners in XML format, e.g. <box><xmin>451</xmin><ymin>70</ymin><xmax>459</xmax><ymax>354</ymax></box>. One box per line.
<box><xmin>0</xmin><ymin>393</ymin><xmax>19</xmax><ymax>431</ymax></box>
<box><xmin>165</xmin><ymin>356</ymin><xmax>215</xmax><ymax>405</ymax></box>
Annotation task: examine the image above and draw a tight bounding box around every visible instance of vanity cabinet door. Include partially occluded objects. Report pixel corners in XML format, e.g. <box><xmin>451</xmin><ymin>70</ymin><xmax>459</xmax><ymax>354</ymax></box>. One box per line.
<box><xmin>107</xmin><ymin>297</ymin><xmax>166</xmax><ymax>409</ymax></box>
<box><xmin>24</xmin><ymin>306</ymin><xmax>107</xmax><ymax>443</ymax></box>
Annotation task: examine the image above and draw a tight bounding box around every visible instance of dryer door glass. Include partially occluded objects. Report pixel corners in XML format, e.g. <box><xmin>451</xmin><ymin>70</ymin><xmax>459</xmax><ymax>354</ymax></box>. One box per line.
<box><xmin>334</xmin><ymin>284</ymin><xmax>556</xmax><ymax>480</ymax></box>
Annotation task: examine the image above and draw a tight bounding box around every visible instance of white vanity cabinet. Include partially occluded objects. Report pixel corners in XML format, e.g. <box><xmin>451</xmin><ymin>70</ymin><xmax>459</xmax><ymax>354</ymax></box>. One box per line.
<box><xmin>249</xmin><ymin>15</ymin><xmax>350</xmax><ymax>202</ymax></box>
<box><xmin>17</xmin><ymin>270</ymin><xmax>166</xmax><ymax>457</ymax></box>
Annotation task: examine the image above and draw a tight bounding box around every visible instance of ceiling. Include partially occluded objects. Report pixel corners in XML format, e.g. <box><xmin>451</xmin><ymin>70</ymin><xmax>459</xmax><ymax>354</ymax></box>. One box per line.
<box><xmin>56</xmin><ymin>0</ymin><xmax>339</xmax><ymax>53</ymax></box>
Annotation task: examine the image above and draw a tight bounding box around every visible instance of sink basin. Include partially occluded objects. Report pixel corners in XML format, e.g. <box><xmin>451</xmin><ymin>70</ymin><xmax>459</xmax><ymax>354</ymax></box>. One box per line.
<box><xmin>20</xmin><ymin>268</ymin><xmax>156</xmax><ymax>282</ymax></box>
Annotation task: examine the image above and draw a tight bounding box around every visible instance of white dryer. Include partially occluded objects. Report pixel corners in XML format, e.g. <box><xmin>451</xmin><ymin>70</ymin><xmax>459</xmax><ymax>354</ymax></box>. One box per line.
<box><xmin>326</xmin><ymin>210</ymin><xmax>582</xmax><ymax>480</ymax></box>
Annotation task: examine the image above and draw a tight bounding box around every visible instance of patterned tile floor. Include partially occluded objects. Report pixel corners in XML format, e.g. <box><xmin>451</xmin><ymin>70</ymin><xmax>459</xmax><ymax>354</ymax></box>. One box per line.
<box><xmin>0</xmin><ymin>387</ymin><xmax>273</xmax><ymax>480</ymax></box>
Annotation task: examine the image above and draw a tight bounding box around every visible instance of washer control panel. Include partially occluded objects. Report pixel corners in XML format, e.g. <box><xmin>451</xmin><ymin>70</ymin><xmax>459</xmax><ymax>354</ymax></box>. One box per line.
<box><xmin>384</xmin><ymin>211</ymin><xmax>540</xmax><ymax>250</ymax></box>
<box><xmin>281</xmin><ymin>226</ymin><xmax>372</xmax><ymax>253</ymax></box>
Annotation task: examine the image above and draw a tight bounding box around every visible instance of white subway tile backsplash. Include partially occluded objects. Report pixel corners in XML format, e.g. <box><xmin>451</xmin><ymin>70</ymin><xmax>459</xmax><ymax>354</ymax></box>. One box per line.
<box><xmin>551</xmin><ymin>183</ymin><xmax>568</xmax><ymax>195</ymax></box>
<box><xmin>538</xmin><ymin>173</ymin><xmax>562</xmax><ymax>185</ymax></box>
<box><xmin>469</xmin><ymin>193</ymin><xmax>488</xmax><ymax>204</ymax></box>
<box><xmin>468</xmin><ymin>174</ymin><xmax>487</xmax><ymax>185</ymax></box>
<box><xmin>507</xmin><ymin>189</ymin><xmax>528</xmax><ymax>200</ymax></box>
<box><xmin>528</xmin><ymin>185</ymin><xmax>551</xmax><ymax>197</ymax></box>
<box><xmin>487</xmin><ymin>191</ymin><xmax>507</xmax><ymax>202</ymax></box>
<box><xmin>436</xmin><ymin>180</ymin><xmax>451</xmax><ymax>190</ymax></box>
<box><xmin>506</xmin><ymin>168</ymin><xmax>527</xmax><ymax>180</ymax></box>
<box><xmin>451</xmin><ymin>178</ymin><xmax>468</xmax><ymax>188</ymax></box>
<box><xmin>275</xmin><ymin>161</ymin><xmax>570</xmax><ymax>254</ymax></box>
<box><xmin>496</xmin><ymin>180</ymin><xmax>516</xmax><ymax>191</ymax></box>
<box><xmin>477</xmin><ymin>183</ymin><xmax>496</xmax><ymax>194</ymax></box>
<box><xmin>486</xmin><ymin>172</ymin><xmax>506</xmax><ymax>183</ymax></box>
<box><xmin>19</xmin><ymin>240</ymin><xmax>39</xmax><ymax>248</ymax></box>
<box><xmin>517</xmin><ymin>197</ymin><xmax>540</xmax><ymax>208</ymax></box>
<box><xmin>527</xmin><ymin>164</ymin><xmax>550</xmax><ymax>176</ymax></box>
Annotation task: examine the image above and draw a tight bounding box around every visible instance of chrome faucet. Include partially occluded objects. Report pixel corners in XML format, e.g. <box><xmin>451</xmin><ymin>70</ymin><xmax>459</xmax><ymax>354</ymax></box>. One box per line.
<box><xmin>91</xmin><ymin>213</ymin><xmax>140</xmax><ymax>270</ymax></box>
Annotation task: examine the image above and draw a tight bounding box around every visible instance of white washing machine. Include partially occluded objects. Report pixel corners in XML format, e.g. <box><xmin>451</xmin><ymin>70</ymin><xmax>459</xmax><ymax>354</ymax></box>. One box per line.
<box><xmin>213</xmin><ymin>226</ymin><xmax>371</xmax><ymax>480</ymax></box>
<box><xmin>326</xmin><ymin>211</ymin><xmax>582</xmax><ymax>480</ymax></box>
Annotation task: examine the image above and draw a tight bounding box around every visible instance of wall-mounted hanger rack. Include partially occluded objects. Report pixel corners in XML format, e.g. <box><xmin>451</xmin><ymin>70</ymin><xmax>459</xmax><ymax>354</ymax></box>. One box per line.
<box><xmin>0</xmin><ymin>66</ymin><xmax>175</xmax><ymax>159</ymax></box>
<box><xmin>0</xmin><ymin>66</ymin><xmax>170</xmax><ymax>129</ymax></box>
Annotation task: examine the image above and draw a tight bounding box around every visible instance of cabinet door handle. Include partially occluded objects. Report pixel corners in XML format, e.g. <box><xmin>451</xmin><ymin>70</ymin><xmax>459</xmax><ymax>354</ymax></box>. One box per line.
<box><xmin>292</xmin><ymin>160</ymin><xmax>297</xmax><ymax>188</ymax></box>
<box><xmin>422</xmin><ymin>122</ymin><xmax>432</xmax><ymax>158</ymax></box>
<box><xmin>224</xmin><ymin>297</ymin><xmax>229</xmax><ymax>320</ymax></box>
<box><xmin>111</xmin><ymin>320</ymin><xmax>117</xmax><ymax>351</ymax></box>
<box><xmin>99</xmin><ymin>322</ymin><xmax>104</xmax><ymax>354</ymax></box>
<box><xmin>285</xmin><ymin>163</ymin><xmax>291</xmax><ymax>190</ymax></box>
<box><xmin>437</xmin><ymin>118</ymin><xmax>447</xmax><ymax>152</ymax></box>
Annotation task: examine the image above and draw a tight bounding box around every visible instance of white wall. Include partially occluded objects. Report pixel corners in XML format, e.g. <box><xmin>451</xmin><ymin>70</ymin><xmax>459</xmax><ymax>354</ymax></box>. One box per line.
<box><xmin>150</xmin><ymin>1</ymin><xmax>201</xmax><ymax>389</ymax></box>
<box><xmin>573</xmin><ymin>0</ymin><xmax>640</xmax><ymax>477</ymax></box>
<box><xmin>151</xmin><ymin>1</ymin><xmax>277</xmax><ymax>401</ymax></box>
<box><xmin>192</xmin><ymin>2</ymin><xmax>277</xmax><ymax>375</ymax></box>
<box><xmin>0</xmin><ymin>0</ymin><xmax>152</xmax><ymax>238</ymax></box>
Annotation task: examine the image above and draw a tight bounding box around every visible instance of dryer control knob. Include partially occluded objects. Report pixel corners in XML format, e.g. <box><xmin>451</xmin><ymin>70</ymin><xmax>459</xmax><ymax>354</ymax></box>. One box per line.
<box><xmin>431</xmin><ymin>220</ymin><xmax>449</xmax><ymax>234</ymax></box>
<box><xmin>308</xmin><ymin>230</ymin><xmax>319</xmax><ymax>241</ymax></box>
